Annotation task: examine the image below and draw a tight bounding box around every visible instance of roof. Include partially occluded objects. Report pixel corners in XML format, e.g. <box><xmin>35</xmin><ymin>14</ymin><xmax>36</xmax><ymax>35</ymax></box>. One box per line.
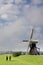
<box><xmin>30</xmin><ymin>40</ymin><xmax>38</xmax><ymax>44</ymax></box>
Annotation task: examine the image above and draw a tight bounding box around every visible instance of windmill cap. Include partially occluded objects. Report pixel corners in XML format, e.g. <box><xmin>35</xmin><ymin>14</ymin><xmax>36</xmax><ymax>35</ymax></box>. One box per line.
<box><xmin>30</xmin><ymin>40</ymin><xmax>38</xmax><ymax>44</ymax></box>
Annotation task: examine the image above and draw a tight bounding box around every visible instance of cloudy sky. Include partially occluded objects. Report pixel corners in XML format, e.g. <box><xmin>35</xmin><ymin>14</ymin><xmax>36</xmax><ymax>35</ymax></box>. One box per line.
<box><xmin>0</xmin><ymin>0</ymin><xmax>43</xmax><ymax>51</ymax></box>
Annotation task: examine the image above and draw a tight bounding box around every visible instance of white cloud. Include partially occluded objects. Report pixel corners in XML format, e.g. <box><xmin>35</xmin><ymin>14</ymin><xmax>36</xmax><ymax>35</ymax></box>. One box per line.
<box><xmin>0</xmin><ymin>0</ymin><xmax>43</xmax><ymax>51</ymax></box>
<box><xmin>0</xmin><ymin>0</ymin><xmax>13</xmax><ymax>4</ymax></box>
<box><xmin>0</xmin><ymin>17</ymin><xmax>25</xmax><ymax>42</ymax></box>
<box><xmin>32</xmin><ymin>0</ymin><xmax>43</xmax><ymax>4</ymax></box>
<box><xmin>15</xmin><ymin>0</ymin><xmax>23</xmax><ymax>4</ymax></box>
<box><xmin>1</xmin><ymin>14</ymin><xmax>8</xmax><ymax>19</ymax></box>
<box><xmin>0</xmin><ymin>3</ymin><xmax>21</xmax><ymax>21</ymax></box>
<box><xmin>23</xmin><ymin>4</ymin><xmax>43</xmax><ymax>26</ymax></box>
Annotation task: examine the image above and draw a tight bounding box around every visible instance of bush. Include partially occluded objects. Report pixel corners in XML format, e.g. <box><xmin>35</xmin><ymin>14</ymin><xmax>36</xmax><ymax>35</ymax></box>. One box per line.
<box><xmin>13</xmin><ymin>52</ymin><xmax>21</xmax><ymax>57</ymax></box>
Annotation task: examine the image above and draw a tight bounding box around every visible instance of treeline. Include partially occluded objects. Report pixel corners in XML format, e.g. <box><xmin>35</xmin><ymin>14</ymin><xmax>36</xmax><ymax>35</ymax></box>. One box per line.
<box><xmin>12</xmin><ymin>51</ymin><xmax>43</xmax><ymax>57</ymax></box>
<box><xmin>0</xmin><ymin>51</ymin><xmax>13</xmax><ymax>54</ymax></box>
<box><xmin>0</xmin><ymin>51</ymin><xmax>43</xmax><ymax>55</ymax></box>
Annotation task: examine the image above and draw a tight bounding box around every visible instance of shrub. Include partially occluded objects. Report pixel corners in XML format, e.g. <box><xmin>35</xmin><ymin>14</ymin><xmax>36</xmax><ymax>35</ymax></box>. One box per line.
<box><xmin>13</xmin><ymin>52</ymin><xmax>21</xmax><ymax>57</ymax></box>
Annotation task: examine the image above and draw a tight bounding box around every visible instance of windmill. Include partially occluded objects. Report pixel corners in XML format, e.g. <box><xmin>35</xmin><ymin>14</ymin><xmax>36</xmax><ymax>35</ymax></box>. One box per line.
<box><xmin>23</xmin><ymin>28</ymin><xmax>40</xmax><ymax>55</ymax></box>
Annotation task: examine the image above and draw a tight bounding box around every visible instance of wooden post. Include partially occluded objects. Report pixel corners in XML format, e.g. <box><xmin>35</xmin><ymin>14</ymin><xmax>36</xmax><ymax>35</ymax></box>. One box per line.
<box><xmin>9</xmin><ymin>56</ymin><xmax>11</xmax><ymax>61</ymax></box>
<box><xmin>6</xmin><ymin>56</ymin><xmax>8</xmax><ymax>61</ymax></box>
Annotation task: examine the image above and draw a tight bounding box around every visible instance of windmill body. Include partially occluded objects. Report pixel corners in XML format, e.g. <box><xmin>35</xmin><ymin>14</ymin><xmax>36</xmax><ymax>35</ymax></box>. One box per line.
<box><xmin>23</xmin><ymin>28</ymin><xmax>40</xmax><ymax>55</ymax></box>
<box><xmin>29</xmin><ymin>40</ymin><xmax>39</xmax><ymax>55</ymax></box>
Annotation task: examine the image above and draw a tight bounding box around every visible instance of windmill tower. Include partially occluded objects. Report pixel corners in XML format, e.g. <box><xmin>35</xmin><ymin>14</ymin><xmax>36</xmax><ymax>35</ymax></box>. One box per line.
<box><xmin>23</xmin><ymin>28</ymin><xmax>40</xmax><ymax>55</ymax></box>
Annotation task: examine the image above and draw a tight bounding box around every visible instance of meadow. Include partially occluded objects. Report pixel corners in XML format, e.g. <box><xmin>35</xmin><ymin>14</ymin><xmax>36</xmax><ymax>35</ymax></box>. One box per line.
<box><xmin>0</xmin><ymin>54</ymin><xmax>43</xmax><ymax>65</ymax></box>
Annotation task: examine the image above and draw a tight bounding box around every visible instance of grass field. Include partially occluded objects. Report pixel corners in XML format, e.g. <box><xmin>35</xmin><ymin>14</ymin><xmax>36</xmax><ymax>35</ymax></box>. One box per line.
<box><xmin>0</xmin><ymin>54</ymin><xmax>43</xmax><ymax>65</ymax></box>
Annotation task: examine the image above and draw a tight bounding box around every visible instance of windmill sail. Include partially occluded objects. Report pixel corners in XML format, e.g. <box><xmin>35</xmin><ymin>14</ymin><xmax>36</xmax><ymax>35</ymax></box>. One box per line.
<box><xmin>27</xmin><ymin>28</ymin><xmax>34</xmax><ymax>54</ymax></box>
<box><xmin>30</xmin><ymin>28</ymin><xmax>34</xmax><ymax>40</ymax></box>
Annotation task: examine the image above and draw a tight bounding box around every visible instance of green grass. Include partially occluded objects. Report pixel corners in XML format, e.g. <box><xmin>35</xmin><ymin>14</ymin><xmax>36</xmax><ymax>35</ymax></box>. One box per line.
<box><xmin>0</xmin><ymin>54</ymin><xmax>43</xmax><ymax>65</ymax></box>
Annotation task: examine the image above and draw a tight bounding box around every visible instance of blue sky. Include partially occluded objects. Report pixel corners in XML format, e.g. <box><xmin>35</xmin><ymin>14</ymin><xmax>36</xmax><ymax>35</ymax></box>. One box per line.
<box><xmin>0</xmin><ymin>0</ymin><xmax>43</xmax><ymax>51</ymax></box>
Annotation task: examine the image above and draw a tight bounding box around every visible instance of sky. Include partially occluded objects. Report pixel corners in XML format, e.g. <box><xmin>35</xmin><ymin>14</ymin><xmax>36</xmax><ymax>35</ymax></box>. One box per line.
<box><xmin>0</xmin><ymin>0</ymin><xmax>43</xmax><ymax>51</ymax></box>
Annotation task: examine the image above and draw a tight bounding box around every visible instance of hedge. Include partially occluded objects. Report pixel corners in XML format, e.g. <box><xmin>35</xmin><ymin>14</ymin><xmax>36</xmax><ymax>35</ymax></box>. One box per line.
<box><xmin>12</xmin><ymin>52</ymin><xmax>21</xmax><ymax>57</ymax></box>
